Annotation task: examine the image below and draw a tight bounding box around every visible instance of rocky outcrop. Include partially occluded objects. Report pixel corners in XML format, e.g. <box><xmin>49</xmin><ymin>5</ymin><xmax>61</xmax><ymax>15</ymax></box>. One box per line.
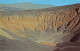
<box><xmin>54</xmin><ymin>42</ymin><xmax>80</xmax><ymax>51</ymax></box>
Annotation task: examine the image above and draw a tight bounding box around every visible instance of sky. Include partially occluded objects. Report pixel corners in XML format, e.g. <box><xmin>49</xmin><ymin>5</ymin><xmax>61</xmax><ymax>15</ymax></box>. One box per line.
<box><xmin>0</xmin><ymin>0</ymin><xmax>80</xmax><ymax>6</ymax></box>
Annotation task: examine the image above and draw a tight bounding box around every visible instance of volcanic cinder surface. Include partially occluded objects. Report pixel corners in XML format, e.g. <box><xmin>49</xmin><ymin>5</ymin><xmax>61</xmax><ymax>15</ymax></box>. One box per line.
<box><xmin>0</xmin><ymin>3</ymin><xmax>80</xmax><ymax>51</ymax></box>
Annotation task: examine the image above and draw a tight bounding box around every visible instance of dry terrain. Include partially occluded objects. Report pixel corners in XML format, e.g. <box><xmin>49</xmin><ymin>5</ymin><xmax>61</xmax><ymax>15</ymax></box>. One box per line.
<box><xmin>0</xmin><ymin>3</ymin><xmax>80</xmax><ymax>51</ymax></box>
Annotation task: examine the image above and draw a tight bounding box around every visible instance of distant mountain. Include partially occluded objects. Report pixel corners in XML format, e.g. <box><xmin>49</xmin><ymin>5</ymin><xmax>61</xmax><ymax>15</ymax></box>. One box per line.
<box><xmin>0</xmin><ymin>2</ymin><xmax>55</xmax><ymax>11</ymax></box>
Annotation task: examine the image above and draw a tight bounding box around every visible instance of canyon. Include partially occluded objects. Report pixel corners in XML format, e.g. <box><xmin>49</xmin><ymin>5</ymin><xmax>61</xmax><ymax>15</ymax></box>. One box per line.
<box><xmin>0</xmin><ymin>3</ymin><xmax>80</xmax><ymax>51</ymax></box>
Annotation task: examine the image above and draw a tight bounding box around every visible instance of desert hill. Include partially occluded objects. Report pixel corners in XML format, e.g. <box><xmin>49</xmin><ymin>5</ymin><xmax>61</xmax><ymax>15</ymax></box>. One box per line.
<box><xmin>0</xmin><ymin>3</ymin><xmax>80</xmax><ymax>33</ymax></box>
<box><xmin>0</xmin><ymin>3</ymin><xmax>80</xmax><ymax>51</ymax></box>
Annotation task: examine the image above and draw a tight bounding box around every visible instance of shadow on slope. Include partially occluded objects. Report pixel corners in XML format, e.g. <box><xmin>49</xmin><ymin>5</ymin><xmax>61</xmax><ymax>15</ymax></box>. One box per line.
<box><xmin>0</xmin><ymin>28</ymin><xmax>54</xmax><ymax>51</ymax></box>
